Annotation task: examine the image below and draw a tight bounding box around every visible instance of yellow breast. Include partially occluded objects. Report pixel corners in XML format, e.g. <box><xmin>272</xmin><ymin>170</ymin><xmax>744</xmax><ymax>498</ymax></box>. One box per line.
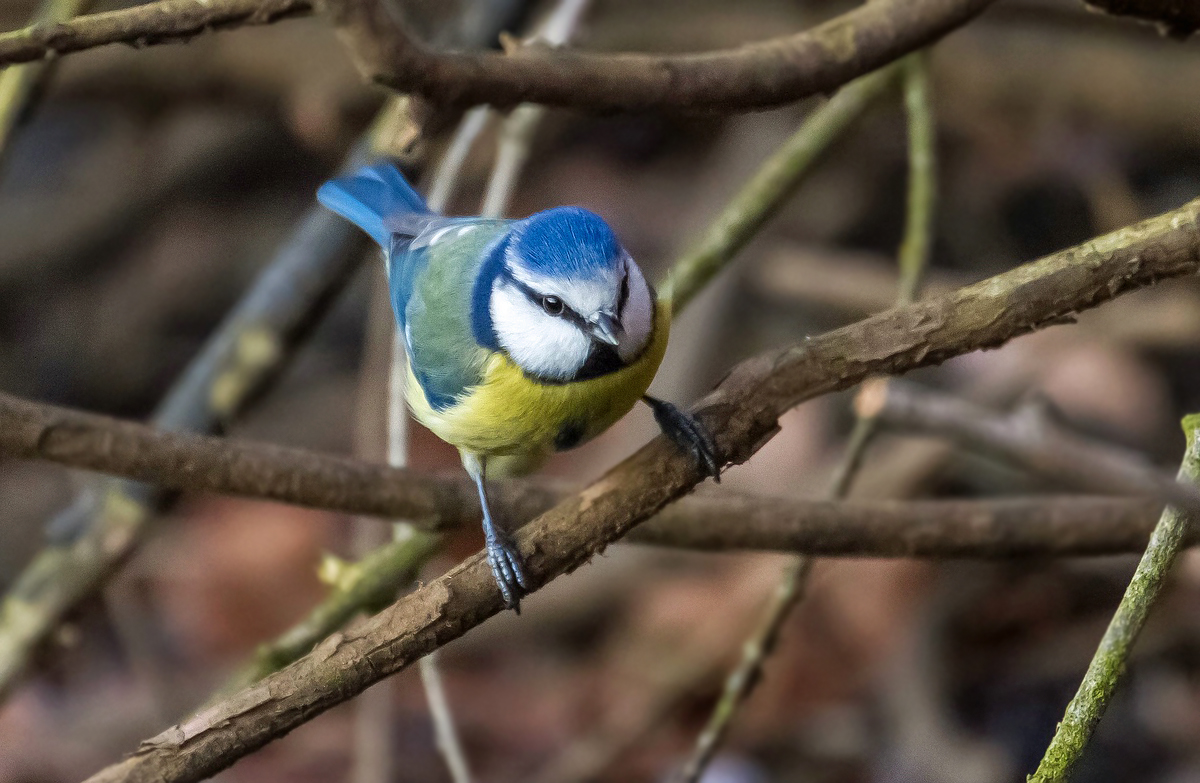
<box><xmin>406</xmin><ymin>300</ymin><xmax>671</xmax><ymax>475</ymax></box>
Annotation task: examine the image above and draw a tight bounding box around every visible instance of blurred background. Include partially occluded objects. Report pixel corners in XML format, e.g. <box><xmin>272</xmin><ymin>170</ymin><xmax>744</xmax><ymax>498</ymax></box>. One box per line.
<box><xmin>2</xmin><ymin>0</ymin><xmax>1200</xmax><ymax>781</ymax></box>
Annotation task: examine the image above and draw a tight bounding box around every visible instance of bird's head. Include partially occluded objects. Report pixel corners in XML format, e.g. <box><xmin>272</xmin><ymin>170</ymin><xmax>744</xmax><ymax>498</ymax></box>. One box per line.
<box><xmin>489</xmin><ymin>207</ymin><xmax>654</xmax><ymax>382</ymax></box>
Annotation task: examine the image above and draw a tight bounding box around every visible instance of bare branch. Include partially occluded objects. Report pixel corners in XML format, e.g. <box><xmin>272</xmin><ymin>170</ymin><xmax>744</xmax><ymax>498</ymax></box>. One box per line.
<box><xmin>859</xmin><ymin>379</ymin><xmax>1200</xmax><ymax>514</ymax></box>
<box><xmin>0</xmin><ymin>387</ymin><xmax>1185</xmax><ymax>556</ymax></box>
<box><xmin>0</xmin><ymin>0</ymin><xmax>312</xmax><ymax>68</ymax></box>
<box><xmin>0</xmin><ymin>165</ymin><xmax>374</xmax><ymax>699</ymax></box>
<box><xmin>80</xmin><ymin>195</ymin><xmax>1200</xmax><ymax>783</ymax></box>
<box><xmin>861</xmin><ymin>381</ymin><xmax>1200</xmax><ymax>781</ymax></box>
<box><xmin>0</xmin><ymin>0</ymin><xmax>94</xmax><ymax>169</ymax></box>
<box><xmin>324</xmin><ymin>0</ymin><xmax>996</xmax><ymax>113</ymax></box>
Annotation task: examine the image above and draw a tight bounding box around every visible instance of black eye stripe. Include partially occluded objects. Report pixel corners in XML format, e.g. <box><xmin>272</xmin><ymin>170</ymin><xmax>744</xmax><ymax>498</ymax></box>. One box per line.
<box><xmin>501</xmin><ymin>268</ymin><xmax>588</xmax><ymax>329</ymax></box>
<box><xmin>617</xmin><ymin>271</ymin><xmax>630</xmax><ymax>318</ymax></box>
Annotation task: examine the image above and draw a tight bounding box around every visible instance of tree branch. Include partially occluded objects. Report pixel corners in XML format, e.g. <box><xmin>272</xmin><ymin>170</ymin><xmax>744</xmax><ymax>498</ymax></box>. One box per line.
<box><xmin>858</xmin><ymin>378</ymin><xmax>1200</xmax><ymax>514</ymax></box>
<box><xmin>661</xmin><ymin>63</ymin><xmax>900</xmax><ymax>314</ymax></box>
<box><xmin>81</xmin><ymin>195</ymin><xmax>1200</xmax><ymax>783</ymax></box>
<box><xmin>0</xmin><ymin>387</ymin><xmax>1186</xmax><ymax>557</ymax></box>
<box><xmin>0</xmin><ymin>0</ymin><xmax>94</xmax><ymax>170</ymax></box>
<box><xmin>1030</xmin><ymin>418</ymin><xmax>1200</xmax><ymax>783</ymax></box>
<box><xmin>674</xmin><ymin>54</ymin><xmax>938</xmax><ymax>781</ymax></box>
<box><xmin>323</xmin><ymin>0</ymin><xmax>996</xmax><ymax>113</ymax></box>
<box><xmin>0</xmin><ymin>0</ymin><xmax>312</xmax><ymax>68</ymax></box>
<box><xmin>0</xmin><ymin>169</ymin><xmax>373</xmax><ymax>699</ymax></box>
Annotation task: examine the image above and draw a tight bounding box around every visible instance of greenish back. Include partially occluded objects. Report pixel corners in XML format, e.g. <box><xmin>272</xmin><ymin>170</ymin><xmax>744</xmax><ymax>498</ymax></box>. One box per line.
<box><xmin>392</xmin><ymin>220</ymin><xmax>510</xmax><ymax>411</ymax></box>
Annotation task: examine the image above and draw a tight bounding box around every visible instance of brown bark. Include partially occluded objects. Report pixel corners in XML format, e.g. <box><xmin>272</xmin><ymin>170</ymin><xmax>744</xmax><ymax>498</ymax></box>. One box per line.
<box><xmin>324</xmin><ymin>0</ymin><xmax>997</xmax><ymax>112</ymax></box>
<box><xmin>0</xmin><ymin>0</ymin><xmax>312</xmax><ymax>67</ymax></box>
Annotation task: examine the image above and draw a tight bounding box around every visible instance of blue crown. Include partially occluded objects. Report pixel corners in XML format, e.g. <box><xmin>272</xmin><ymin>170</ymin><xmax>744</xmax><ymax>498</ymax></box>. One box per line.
<box><xmin>512</xmin><ymin>207</ymin><xmax>621</xmax><ymax>279</ymax></box>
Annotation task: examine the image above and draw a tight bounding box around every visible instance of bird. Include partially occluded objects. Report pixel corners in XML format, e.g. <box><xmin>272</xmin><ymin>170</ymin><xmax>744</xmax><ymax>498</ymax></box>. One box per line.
<box><xmin>318</xmin><ymin>162</ymin><xmax>720</xmax><ymax>611</ymax></box>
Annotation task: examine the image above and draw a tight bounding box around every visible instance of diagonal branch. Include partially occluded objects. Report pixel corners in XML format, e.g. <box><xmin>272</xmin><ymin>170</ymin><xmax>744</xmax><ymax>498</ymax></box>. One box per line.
<box><xmin>82</xmin><ymin>197</ymin><xmax>1200</xmax><ymax>783</ymax></box>
<box><xmin>324</xmin><ymin>0</ymin><xmax>997</xmax><ymax>113</ymax></box>
<box><xmin>0</xmin><ymin>0</ymin><xmax>312</xmax><ymax>68</ymax></box>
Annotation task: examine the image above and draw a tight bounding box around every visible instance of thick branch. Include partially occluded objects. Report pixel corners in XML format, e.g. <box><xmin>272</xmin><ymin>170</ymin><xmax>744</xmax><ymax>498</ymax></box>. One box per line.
<box><xmin>324</xmin><ymin>0</ymin><xmax>996</xmax><ymax>113</ymax></box>
<box><xmin>82</xmin><ymin>197</ymin><xmax>1200</xmax><ymax>783</ymax></box>
<box><xmin>0</xmin><ymin>389</ymin><xmax>1185</xmax><ymax>557</ymax></box>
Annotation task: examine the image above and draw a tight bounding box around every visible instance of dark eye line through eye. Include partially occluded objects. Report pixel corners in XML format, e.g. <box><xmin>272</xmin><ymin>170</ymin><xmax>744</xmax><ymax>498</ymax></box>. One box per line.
<box><xmin>617</xmin><ymin>271</ymin><xmax>630</xmax><ymax>318</ymax></box>
<box><xmin>504</xmin><ymin>272</ymin><xmax>586</xmax><ymax>326</ymax></box>
<box><xmin>541</xmin><ymin>295</ymin><xmax>564</xmax><ymax>315</ymax></box>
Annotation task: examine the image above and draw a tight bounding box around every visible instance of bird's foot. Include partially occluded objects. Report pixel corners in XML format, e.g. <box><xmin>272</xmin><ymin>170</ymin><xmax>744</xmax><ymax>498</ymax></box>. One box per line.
<box><xmin>644</xmin><ymin>396</ymin><xmax>722</xmax><ymax>482</ymax></box>
<box><xmin>485</xmin><ymin>527</ymin><xmax>530</xmax><ymax>613</ymax></box>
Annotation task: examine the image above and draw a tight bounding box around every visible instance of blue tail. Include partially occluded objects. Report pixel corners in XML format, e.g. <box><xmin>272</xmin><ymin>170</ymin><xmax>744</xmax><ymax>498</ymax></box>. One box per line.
<box><xmin>317</xmin><ymin>162</ymin><xmax>430</xmax><ymax>248</ymax></box>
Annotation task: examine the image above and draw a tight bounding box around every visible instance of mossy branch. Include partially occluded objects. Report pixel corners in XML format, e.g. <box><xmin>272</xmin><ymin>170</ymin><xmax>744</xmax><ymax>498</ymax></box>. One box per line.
<box><xmin>660</xmin><ymin>64</ymin><xmax>900</xmax><ymax>314</ymax></box>
<box><xmin>1027</xmin><ymin>417</ymin><xmax>1200</xmax><ymax>783</ymax></box>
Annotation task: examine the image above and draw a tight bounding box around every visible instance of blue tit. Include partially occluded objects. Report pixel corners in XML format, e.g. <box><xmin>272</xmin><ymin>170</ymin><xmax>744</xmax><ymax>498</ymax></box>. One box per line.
<box><xmin>318</xmin><ymin>163</ymin><xmax>719</xmax><ymax>610</ymax></box>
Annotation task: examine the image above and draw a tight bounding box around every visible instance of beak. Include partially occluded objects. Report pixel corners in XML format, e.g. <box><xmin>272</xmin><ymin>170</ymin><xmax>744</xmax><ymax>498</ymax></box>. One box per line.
<box><xmin>589</xmin><ymin>311</ymin><xmax>621</xmax><ymax>346</ymax></box>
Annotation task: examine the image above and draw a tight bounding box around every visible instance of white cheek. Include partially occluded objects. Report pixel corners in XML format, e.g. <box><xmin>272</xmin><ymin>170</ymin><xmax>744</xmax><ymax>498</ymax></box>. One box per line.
<box><xmin>491</xmin><ymin>286</ymin><xmax>591</xmax><ymax>381</ymax></box>
<box><xmin>617</xmin><ymin>263</ymin><xmax>654</xmax><ymax>363</ymax></box>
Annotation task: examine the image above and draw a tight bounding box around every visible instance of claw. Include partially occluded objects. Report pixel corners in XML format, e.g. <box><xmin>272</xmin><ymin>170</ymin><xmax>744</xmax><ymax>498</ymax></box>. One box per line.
<box><xmin>485</xmin><ymin>530</ymin><xmax>527</xmax><ymax>613</ymax></box>
<box><xmin>469</xmin><ymin>454</ymin><xmax>530</xmax><ymax>613</ymax></box>
<box><xmin>644</xmin><ymin>396</ymin><xmax>722</xmax><ymax>482</ymax></box>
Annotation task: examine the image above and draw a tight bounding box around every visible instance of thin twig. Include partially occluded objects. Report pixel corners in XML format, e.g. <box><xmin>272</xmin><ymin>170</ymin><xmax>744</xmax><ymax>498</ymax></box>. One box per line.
<box><xmin>80</xmin><ymin>192</ymin><xmax>1200</xmax><ymax>783</ymax></box>
<box><xmin>0</xmin><ymin>0</ymin><xmax>313</xmax><ymax>68</ymax></box>
<box><xmin>0</xmin><ymin>0</ymin><xmax>93</xmax><ymax>171</ymax></box>
<box><xmin>393</xmin><ymin>99</ymin><xmax>487</xmax><ymax>783</ymax></box>
<box><xmin>897</xmin><ymin>52</ymin><xmax>936</xmax><ymax>306</ymax></box>
<box><xmin>858</xmin><ymin>379</ymin><xmax>1200</xmax><ymax>513</ymax></box>
<box><xmin>1029</xmin><ymin>417</ymin><xmax>1200</xmax><ymax>783</ymax></box>
<box><xmin>419</xmin><ymin>653</ymin><xmax>472</xmax><ymax>783</ymax></box>
<box><xmin>325</xmin><ymin>0</ymin><xmax>996</xmax><ymax>113</ymax></box>
<box><xmin>661</xmin><ymin>64</ymin><xmax>900</xmax><ymax>314</ymax></box>
<box><xmin>674</xmin><ymin>53</ymin><xmax>938</xmax><ymax>781</ymax></box>
<box><xmin>396</xmin><ymin>2</ymin><xmax>594</xmax><ymax>772</ymax></box>
<box><xmin>425</xmin><ymin>107</ymin><xmax>493</xmax><ymax>214</ymax></box>
<box><xmin>480</xmin><ymin>0</ymin><xmax>592</xmax><ymax>217</ymax></box>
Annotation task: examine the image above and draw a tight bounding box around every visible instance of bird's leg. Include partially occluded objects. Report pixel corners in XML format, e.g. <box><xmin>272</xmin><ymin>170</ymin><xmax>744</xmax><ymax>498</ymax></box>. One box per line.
<box><xmin>643</xmin><ymin>396</ymin><xmax>722</xmax><ymax>481</ymax></box>
<box><xmin>469</xmin><ymin>455</ymin><xmax>529</xmax><ymax>612</ymax></box>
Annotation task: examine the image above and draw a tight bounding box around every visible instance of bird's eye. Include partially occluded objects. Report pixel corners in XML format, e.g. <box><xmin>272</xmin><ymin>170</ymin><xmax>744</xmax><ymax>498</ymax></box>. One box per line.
<box><xmin>541</xmin><ymin>295</ymin><xmax>565</xmax><ymax>316</ymax></box>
